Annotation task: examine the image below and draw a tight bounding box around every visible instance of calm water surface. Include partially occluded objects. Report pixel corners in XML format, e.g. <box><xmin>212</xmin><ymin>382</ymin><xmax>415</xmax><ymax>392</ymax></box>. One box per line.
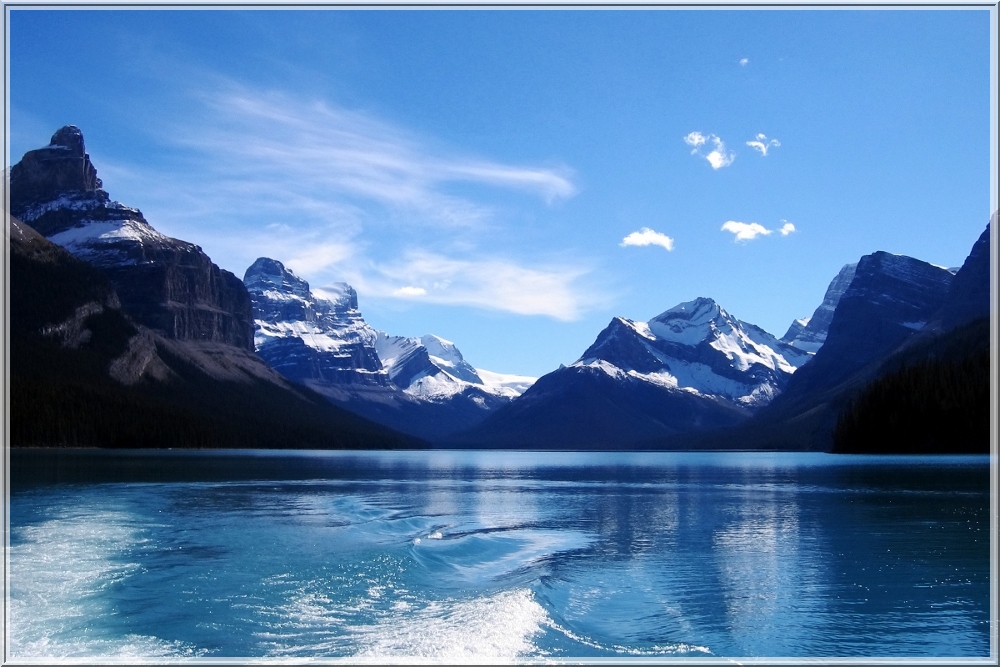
<box><xmin>8</xmin><ymin>449</ymin><xmax>992</xmax><ymax>661</ymax></box>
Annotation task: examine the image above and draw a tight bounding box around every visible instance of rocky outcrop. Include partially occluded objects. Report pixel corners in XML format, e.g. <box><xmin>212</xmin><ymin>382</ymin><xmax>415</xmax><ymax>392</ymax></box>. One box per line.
<box><xmin>9</xmin><ymin>126</ymin><xmax>254</xmax><ymax>351</ymax></box>
<box><xmin>244</xmin><ymin>257</ymin><xmax>385</xmax><ymax>385</ymax></box>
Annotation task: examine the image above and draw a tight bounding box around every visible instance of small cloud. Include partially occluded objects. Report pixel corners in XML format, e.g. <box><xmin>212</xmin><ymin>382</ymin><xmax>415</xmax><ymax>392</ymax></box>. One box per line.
<box><xmin>394</xmin><ymin>286</ymin><xmax>427</xmax><ymax>297</ymax></box>
<box><xmin>739</xmin><ymin>58</ymin><xmax>749</xmax><ymax>66</ymax></box>
<box><xmin>621</xmin><ymin>227</ymin><xmax>675</xmax><ymax>252</ymax></box>
<box><xmin>779</xmin><ymin>221</ymin><xmax>796</xmax><ymax>235</ymax></box>
<box><xmin>722</xmin><ymin>220</ymin><xmax>772</xmax><ymax>242</ymax></box>
<box><xmin>683</xmin><ymin>131</ymin><xmax>707</xmax><ymax>148</ymax></box>
<box><xmin>686</xmin><ymin>133</ymin><xmax>735</xmax><ymax>170</ymax></box>
<box><xmin>746</xmin><ymin>133</ymin><xmax>781</xmax><ymax>156</ymax></box>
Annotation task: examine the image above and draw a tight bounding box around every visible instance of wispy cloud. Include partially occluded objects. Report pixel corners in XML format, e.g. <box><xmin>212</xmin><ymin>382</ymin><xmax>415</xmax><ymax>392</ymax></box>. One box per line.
<box><xmin>722</xmin><ymin>220</ymin><xmax>797</xmax><ymax>242</ymax></box>
<box><xmin>351</xmin><ymin>250</ymin><xmax>599</xmax><ymax>321</ymax></box>
<box><xmin>746</xmin><ymin>133</ymin><xmax>781</xmax><ymax>156</ymax></box>
<box><xmin>620</xmin><ymin>227</ymin><xmax>675</xmax><ymax>252</ymax></box>
<box><xmin>685</xmin><ymin>132</ymin><xmax>735</xmax><ymax>170</ymax></box>
<box><xmin>739</xmin><ymin>58</ymin><xmax>749</xmax><ymax>66</ymax></box>
<box><xmin>101</xmin><ymin>81</ymin><xmax>601</xmax><ymax>321</ymax></box>
<box><xmin>176</xmin><ymin>87</ymin><xmax>577</xmax><ymax>228</ymax></box>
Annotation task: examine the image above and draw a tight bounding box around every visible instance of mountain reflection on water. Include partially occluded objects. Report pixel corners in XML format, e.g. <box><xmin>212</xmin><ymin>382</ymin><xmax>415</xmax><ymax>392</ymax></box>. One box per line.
<box><xmin>9</xmin><ymin>449</ymin><xmax>991</xmax><ymax>660</ymax></box>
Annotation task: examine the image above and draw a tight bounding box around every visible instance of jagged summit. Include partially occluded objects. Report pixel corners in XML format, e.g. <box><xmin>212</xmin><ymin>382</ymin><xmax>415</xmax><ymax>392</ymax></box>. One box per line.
<box><xmin>49</xmin><ymin>125</ymin><xmax>88</xmax><ymax>154</ymax></box>
<box><xmin>9</xmin><ymin>126</ymin><xmax>106</xmax><ymax>222</ymax></box>
<box><xmin>244</xmin><ymin>257</ymin><xmax>313</xmax><ymax>300</ymax></box>
<box><xmin>575</xmin><ymin>297</ymin><xmax>809</xmax><ymax>408</ymax></box>
<box><xmin>9</xmin><ymin>127</ymin><xmax>254</xmax><ymax>350</ymax></box>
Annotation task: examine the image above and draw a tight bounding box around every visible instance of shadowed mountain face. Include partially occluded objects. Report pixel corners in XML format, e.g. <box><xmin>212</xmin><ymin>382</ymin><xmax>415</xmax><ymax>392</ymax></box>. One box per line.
<box><xmin>8</xmin><ymin>217</ymin><xmax>421</xmax><ymax>450</ymax></box>
<box><xmin>926</xmin><ymin>217</ymin><xmax>992</xmax><ymax>333</ymax></box>
<box><xmin>762</xmin><ymin>251</ymin><xmax>955</xmax><ymax>424</ymax></box>
<box><xmin>453</xmin><ymin>298</ymin><xmax>810</xmax><ymax>449</ymax></box>
<box><xmin>10</xmin><ymin>126</ymin><xmax>254</xmax><ymax>350</ymax></box>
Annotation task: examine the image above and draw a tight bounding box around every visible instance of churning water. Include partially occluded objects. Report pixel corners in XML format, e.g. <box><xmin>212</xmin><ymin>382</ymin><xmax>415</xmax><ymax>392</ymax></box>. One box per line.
<box><xmin>7</xmin><ymin>449</ymin><xmax>992</xmax><ymax>662</ymax></box>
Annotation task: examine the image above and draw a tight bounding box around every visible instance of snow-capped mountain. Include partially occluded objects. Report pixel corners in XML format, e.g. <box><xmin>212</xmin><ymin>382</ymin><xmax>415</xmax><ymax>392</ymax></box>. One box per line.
<box><xmin>244</xmin><ymin>257</ymin><xmax>384</xmax><ymax>385</ymax></box>
<box><xmin>10</xmin><ymin>126</ymin><xmax>254</xmax><ymax>349</ymax></box>
<box><xmin>456</xmin><ymin>297</ymin><xmax>809</xmax><ymax>449</ymax></box>
<box><xmin>781</xmin><ymin>263</ymin><xmax>858</xmax><ymax>353</ymax></box>
<box><xmin>577</xmin><ymin>297</ymin><xmax>811</xmax><ymax>407</ymax></box>
<box><xmin>243</xmin><ymin>257</ymin><xmax>536</xmax><ymax>440</ymax></box>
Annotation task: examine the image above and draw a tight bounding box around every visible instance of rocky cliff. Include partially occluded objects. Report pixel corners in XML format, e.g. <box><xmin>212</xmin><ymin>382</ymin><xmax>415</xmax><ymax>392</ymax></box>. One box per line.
<box><xmin>10</xmin><ymin>126</ymin><xmax>254</xmax><ymax>350</ymax></box>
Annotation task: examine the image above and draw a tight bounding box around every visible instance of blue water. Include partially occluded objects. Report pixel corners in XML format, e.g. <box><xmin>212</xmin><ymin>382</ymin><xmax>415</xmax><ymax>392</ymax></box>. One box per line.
<box><xmin>8</xmin><ymin>449</ymin><xmax>992</xmax><ymax>661</ymax></box>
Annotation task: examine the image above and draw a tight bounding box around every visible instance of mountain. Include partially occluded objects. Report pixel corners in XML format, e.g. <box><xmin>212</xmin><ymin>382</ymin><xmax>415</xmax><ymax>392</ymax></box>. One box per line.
<box><xmin>10</xmin><ymin>126</ymin><xmax>253</xmax><ymax>349</ymax></box>
<box><xmin>677</xmin><ymin>234</ymin><xmax>982</xmax><ymax>452</ymax></box>
<box><xmin>829</xmin><ymin>217</ymin><xmax>992</xmax><ymax>453</ymax></box>
<box><xmin>924</xmin><ymin>217</ymin><xmax>992</xmax><ymax>333</ymax></box>
<box><xmin>243</xmin><ymin>257</ymin><xmax>535</xmax><ymax>441</ymax></box>
<box><xmin>781</xmin><ymin>262</ymin><xmax>857</xmax><ymax>353</ymax></box>
<box><xmin>243</xmin><ymin>257</ymin><xmax>385</xmax><ymax>386</ymax></box>
<box><xmin>8</xmin><ymin>216</ymin><xmax>421</xmax><ymax>450</ymax></box>
<box><xmin>452</xmin><ymin>297</ymin><xmax>811</xmax><ymax>449</ymax></box>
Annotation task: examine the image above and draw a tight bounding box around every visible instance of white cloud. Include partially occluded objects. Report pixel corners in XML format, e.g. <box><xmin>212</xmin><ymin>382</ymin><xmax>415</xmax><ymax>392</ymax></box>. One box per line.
<box><xmin>739</xmin><ymin>58</ymin><xmax>749</xmax><ymax>66</ymax></box>
<box><xmin>683</xmin><ymin>131</ymin><xmax>707</xmax><ymax>148</ymax></box>
<box><xmin>686</xmin><ymin>132</ymin><xmax>735</xmax><ymax>170</ymax></box>
<box><xmin>721</xmin><ymin>221</ymin><xmax>772</xmax><ymax>242</ymax></box>
<box><xmin>722</xmin><ymin>220</ymin><xmax>798</xmax><ymax>242</ymax></box>
<box><xmin>746</xmin><ymin>133</ymin><xmax>781</xmax><ymax>156</ymax></box>
<box><xmin>362</xmin><ymin>250</ymin><xmax>598</xmax><ymax>321</ymax></box>
<box><xmin>620</xmin><ymin>227</ymin><xmax>675</xmax><ymax>252</ymax></box>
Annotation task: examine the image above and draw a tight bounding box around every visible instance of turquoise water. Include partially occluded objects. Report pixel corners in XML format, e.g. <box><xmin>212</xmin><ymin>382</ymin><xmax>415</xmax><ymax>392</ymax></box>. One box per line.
<box><xmin>8</xmin><ymin>450</ymin><xmax>992</xmax><ymax>661</ymax></box>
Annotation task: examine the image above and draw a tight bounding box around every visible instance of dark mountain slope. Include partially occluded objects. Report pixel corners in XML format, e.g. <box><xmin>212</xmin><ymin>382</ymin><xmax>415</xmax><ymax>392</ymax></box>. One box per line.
<box><xmin>8</xmin><ymin>217</ymin><xmax>423</xmax><ymax>450</ymax></box>
<box><xmin>831</xmin><ymin>317</ymin><xmax>989</xmax><ymax>453</ymax></box>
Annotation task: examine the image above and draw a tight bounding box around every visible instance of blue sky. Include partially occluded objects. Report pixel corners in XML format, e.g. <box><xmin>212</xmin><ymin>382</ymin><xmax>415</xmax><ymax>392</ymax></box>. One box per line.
<box><xmin>8</xmin><ymin>8</ymin><xmax>994</xmax><ymax>377</ymax></box>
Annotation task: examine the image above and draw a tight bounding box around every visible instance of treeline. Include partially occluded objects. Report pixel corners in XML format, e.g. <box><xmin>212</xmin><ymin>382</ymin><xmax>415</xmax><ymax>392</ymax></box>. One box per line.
<box><xmin>832</xmin><ymin>318</ymin><xmax>990</xmax><ymax>454</ymax></box>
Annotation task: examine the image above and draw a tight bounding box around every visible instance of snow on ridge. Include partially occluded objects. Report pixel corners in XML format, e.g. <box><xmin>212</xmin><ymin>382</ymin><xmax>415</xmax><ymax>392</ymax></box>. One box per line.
<box><xmin>475</xmin><ymin>368</ymin><xmax>537</xmax><ymax>397</ymax></box>
<box><xmin>17</xmin><ymin>194</ymin><xmax>142</xmax><ymax>224</ymax></box>
<box><xmin>48</xmin><ymin>219</ymin><xmax>169</xmax><ymax>256</ymax></box>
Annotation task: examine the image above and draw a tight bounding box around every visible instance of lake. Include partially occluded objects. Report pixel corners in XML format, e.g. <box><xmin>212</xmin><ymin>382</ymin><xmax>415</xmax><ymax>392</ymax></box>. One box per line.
<box><xmin>7</xmin><ymin>449</ymin><xmax>993</xmax><ymax>662</ymax></box>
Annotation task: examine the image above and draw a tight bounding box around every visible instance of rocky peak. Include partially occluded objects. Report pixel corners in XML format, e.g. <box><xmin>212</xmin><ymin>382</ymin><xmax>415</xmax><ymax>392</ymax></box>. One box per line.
<box><xmin>49</xmin><ymin>125</ymin><xmax>88</xmax><ymax>154</ymax></box>
<box><xmin>9</xmin><ymin>127</ymin><xmax>255</xmax><ymax>351</ymax></box>
<box><xmin>244</xmin><ymin>257</ymin><xmax>312</xmax><ymax>300</ymax></box>
<box><xmin>9</xmin><ymin>126</ymin><xmax>105</xmax><ymax>221</ymax></box>
<box><xmin>843</xmin><ymin>252</ymin><xmax>953</xmax><ymax>315</ymax></box>
<box><xmin>244</xmin><ymin>257</ymin><xmax>366</xmax><ymax>330</ymax></box>
<box><xmin>648</xmin><ymin>297</ymin><xmax>735</xmax><ymax>345</ymax></box>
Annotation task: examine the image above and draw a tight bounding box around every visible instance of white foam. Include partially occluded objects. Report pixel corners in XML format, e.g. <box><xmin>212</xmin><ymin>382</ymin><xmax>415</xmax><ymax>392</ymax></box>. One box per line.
<box><xmin>350</xmin><ymin>588</ymin><xmax>549</xmax><ymax>663</ymax></box>
<box><xmin>8</xmin><ymin>506</ymin><xmax>205</xmax><ymax>660</ymax></box>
